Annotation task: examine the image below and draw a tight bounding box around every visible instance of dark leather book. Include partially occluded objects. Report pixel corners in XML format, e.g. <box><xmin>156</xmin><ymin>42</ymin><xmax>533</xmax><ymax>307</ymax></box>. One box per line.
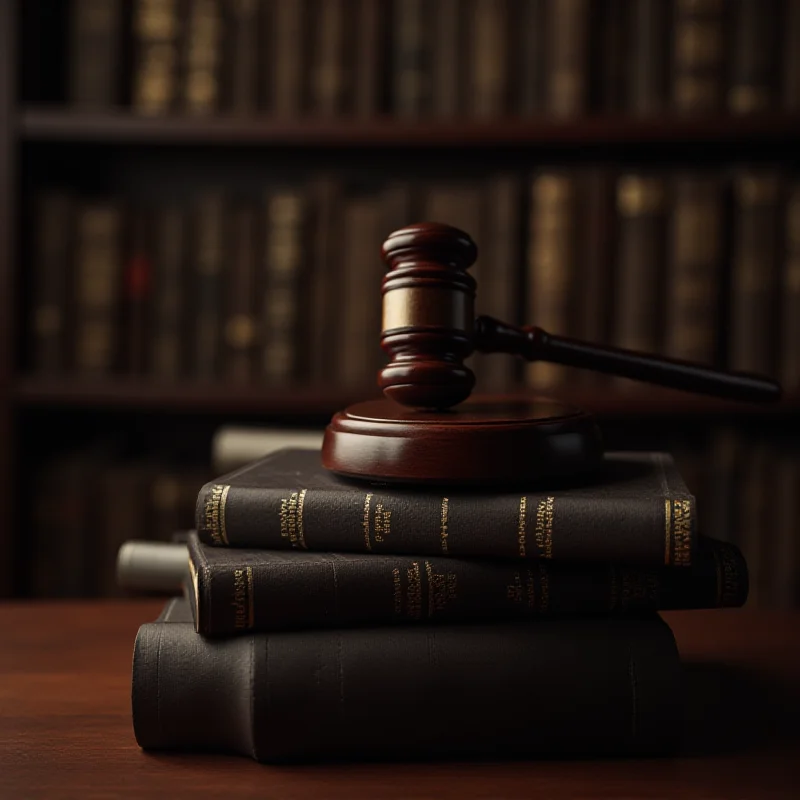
<box><xmin>307</xmin><ymin>0</ymin><xmax>350</xmax><ymax>116</ymax></box>
<box><xmin>784</xmin><ymin>0</ymin><xmax>800</xmax><ymax>110</ymax></box>
<box><xmin>196</xmin><ymin>449</ymin><xmax>697</xmax><ymax>566</ymax></box>
<box><xmin>181</xmin><ymin>0</ymin><xmax>222</xmax><ymax>115</ymax></box>
<box><xmin>73</xmin><ymin>201</ymin><xmax>124</xmax><ymax>376</ymax></box>
<box><xmin>432</xmin><ymin>0</ymin><xmax>460</xmax><ymax>117</ymax></box>
<box><xmin>223</xmin><ymin>204</ymin><xmax>258</xmax><ymax>384</ymax></box>
<box><xmin>260</xmin><ymin>188</ymin><xmax>307</xmax><ymax>386</ymax></box>
<box><xmin>544</xmin><ymin>0</ymin><xmax>589</xmax><ymax>117</ymax></box>
<box><xmin>727</xmin><ymin>0</ymin><xmax>781</xmax><ymax>114</ymax></box>
<box><xmin>131</xmin><ymin>0</ymin><xmax>181</xmax><ymax>115</ymax></box>
<box><xmin>132</xmin><ymin>597</ymin><xmax>683</xmax><ymax>762</ymax></box>
<box><xmin>664</xmin><ymin>172</ymin><xmax>724</xmax><ymax>366</ymax></box>
<box><xmin>122</xmin><ymin>209</ymin><xmax>152</xmax><ymax>376</ymax></box>
<box><xmin>69</xmin><ymin>0</ymin><xmax>123</xmax><ymax>107</ymax></box>
<box><xmin>516</xmin><ymin>0</ymin><xmax>546</xmax><ymax>114</ymax></box>
<box><xmin>670</xmin><ymin>0</ymin><xmax>724</xmax><ymax>114</ymax></box>
<box><xmin>353</xmin><ymin>0</ymin><xmax>384</xmax><ymax>117</ymax></box>
<box><xmin>150</xmin><ymin>206</ymin><xmax>185</xmax><ymax>381</ymax></box>
<box><xmin>30</xmin><ymin>190</ymin><xmax>74</xmax><ymax>374</ymax></box>
<box><xmin>392</xmin><ymin>0</ymin><xmax>431</xmax><ymax>117</ymax></box>
<box><xmin>186</xmin><ymin>531</ymin><xmax>746</xmax><ymax>636</ymax></box>
<box><xmin>223</xmin><ymin>0</ymin><xmax>260</xmax><ymax>114</ymax></box>
<box><xmin>728</xmin><ymin>171</ymin><xmax>782</xmax><ymax>375</ymax></box>
<box><xmin>190</xmin><ymin>191</ymin><xmax>225</xmax><ymax>380</ymax></box>
<box><xmin>524</xmin><ymin>171</ymin><xmax>580</xmax><ymax>392</ymax></box>
<box><xmin>612</xmin><ymin>173</ymin><xmax>668</xmax><ymax>388</ymax></box>
<box><xmin>627</xmin><ymin>0</ymin><xmax>669</xmax><ymax>115</ymax></box>
<box><xmin>780</xmin><ymin>183</ymin><xmax>800</xmax><ymax>392</ymax></box>
<box><xmin>466</xmin><ymin>0</ymin><xmax>509</xmax><ymax>118</ymax></box>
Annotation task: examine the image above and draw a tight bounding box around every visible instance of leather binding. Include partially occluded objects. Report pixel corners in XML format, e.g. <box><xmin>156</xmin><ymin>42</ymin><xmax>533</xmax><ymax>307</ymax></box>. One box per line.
<box><xmin>186</xmin><ymin>532</ymin><xmax>747</xmax><ymax>637</ymax></box>
<box><xmin>195</xmin><ymin>448</ymin><xmax>697</xmax><ymax>567</ymax></box>
<box><xmin>132</xmin><ymin>598</ymin><xmax>683</xmax><ymax>763</ymax></box>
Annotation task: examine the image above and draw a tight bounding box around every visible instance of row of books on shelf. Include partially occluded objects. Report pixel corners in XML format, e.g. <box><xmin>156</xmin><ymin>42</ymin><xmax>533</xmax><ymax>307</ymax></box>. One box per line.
<box><xmin>47</xmin><ymin>0</ymin><xmax>800</xmax><ymax>118</ymax></box>
<box><xmin>28</xmin><ymin>423</ymin><xmax>800</xmax><ymax>608</ymax></box>
<box><xmin>28</xmin><ymin>165</ymin><xmax>800</xmax><ymax>391</ymax></box>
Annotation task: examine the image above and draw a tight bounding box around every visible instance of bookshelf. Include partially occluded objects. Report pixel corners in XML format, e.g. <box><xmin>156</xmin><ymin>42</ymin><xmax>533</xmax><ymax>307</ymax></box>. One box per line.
<box><xmin>3</xmin><ymin>0</ymin><xmax>800</xmax><ymax>600</ymax></box>
<box><xmin>18</xmin><ymin>108</ymin><xmax>800</xmax><ymax>146</ymax></box>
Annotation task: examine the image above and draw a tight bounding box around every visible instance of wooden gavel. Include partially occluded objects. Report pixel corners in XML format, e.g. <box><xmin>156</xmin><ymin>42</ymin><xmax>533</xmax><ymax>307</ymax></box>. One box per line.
<box><xmin>379</xmin><ymin>222</ymin><xmax>781</xmax><ymax>409</ymax></box>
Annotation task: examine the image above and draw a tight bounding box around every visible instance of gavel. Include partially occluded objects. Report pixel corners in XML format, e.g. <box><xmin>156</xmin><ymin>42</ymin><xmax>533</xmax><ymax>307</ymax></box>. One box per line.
<box><xmin>379</xmin><ymin>222</ymin><xmax>781</xmax><ymax>410</ymax></box>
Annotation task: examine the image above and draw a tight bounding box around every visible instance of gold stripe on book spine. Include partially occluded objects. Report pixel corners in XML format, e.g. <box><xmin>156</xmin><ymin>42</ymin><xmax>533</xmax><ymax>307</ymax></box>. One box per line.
<box><xmin>204</xmin><ymin>484</ymin><xmax>230</xmax><ymax>545</ymax></box>
<box><xmin>664</xmin><ymin>499</ymin><xmax>673</xmax><ymax>566</ymax></box>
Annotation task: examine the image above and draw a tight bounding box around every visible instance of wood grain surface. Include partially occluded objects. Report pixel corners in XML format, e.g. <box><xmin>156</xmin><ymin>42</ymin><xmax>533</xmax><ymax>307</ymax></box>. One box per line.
<box><xmin>1</xmin><ymin>601</ymin><xmax>799</xmax><ymax>799</ymax></box>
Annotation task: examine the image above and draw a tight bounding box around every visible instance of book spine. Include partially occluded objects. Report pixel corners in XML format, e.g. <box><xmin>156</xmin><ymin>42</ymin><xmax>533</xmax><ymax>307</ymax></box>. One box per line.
<box><xmin>132</xmin><ymin>0</ymin><xmax>180</xmax><ymax>115</ymax></box>
<box><xmin>783</xmin><ymin>0</ymin><xmax>800</xmax><ymax>110</ymax></box>
<box><xmin>544</xmin><ymin>0</ymin><xmax>589</xmax><ymax>116</ymax></box>
<box><xmin>133</xmin><ymin>613</ymin><xmax>683</xmax><ymax>761</ymax></box>
<box><xmin>467</xmin><ymin>0</ymin><xmax>508</xmax><ymax>117</ymax></box>
<box><xmin>671</xmin><ymin>0</ymin><xmax>724</xmax><ymax>113</ymax></box>
<box><xmin>627</xmin><ymin>0</ymin><xmax>669</xmax><ymax>114</ymax></box>
<box><xmin>182</xmin><ymin>0</ymin><xmax>222</xmax><ymax>115</ymax></box>
<box><xmin>223</xmin><ymin>205</ymin><xmax>258</xmax><ymax>383</ymax></box>
<box><xmin>664</xmin><ymin>173</ymin><xmax>724</xmax><ymax>364</ymax></box>
<box><xmin>190</xmin><ymin>537</ymin><xmax>747</xmax><ymax>637</ymax></box>
<box><xmin>224</xmin><ymin>0</ymin><xmax>260</xmax><ymax>114</ymax></box>
<box><xmin>780</xmin><ymin>183</ymin><xmax>800</xmax><ymax>391</ymax></box>
<box><xmin>122</xmin><ymin>210</ymin><xmax>152</xmax><ymax>376</ymax></box>
<box><xmin>353</xmin><ymin>0</ymin><xmax>382</xmax><ymax>117</ymax></box>
<box><xmin>192</xmin><ymin>192</ymin><xmax>225</xmax><ymax>379</ymax></box>
<box><xmin>392</xmin><ymin>0</ymin><xmax>429</xmax><ymax>117</ymax></box>
<box><xmin>728</xmin><ymin>0</ymin><xmax>781</xmax><ymax>113</ymax></box>
<box><xmin>195</xmin><ymin>468</ymin><xmax>696</xmax><ymax>566</ymax></box>
<box><xmin>525</xmin><ymin>172</ymin><xmax>577</xmax><ymax>391</ymax></box>
<box><xmin>728</xmin><ymin>171</ymin><xmax>782</xmax><ymax>374</ymax></box>
<box><xmin>73</xmin><ymin>203</ymin><xmax>123</xmax><ymax>375</ymax></box>
<box><xmin>432</xmin><ymin>0</ymin><xmax>460</xmax><ymax>117</ymax></box>
<box><xmin>308</xmin><ymin>0</ymin><xmax>346</xmax><ymax>115</ymax></box>
<box><xmin>69</xmin><ymin>0</ymin><xmax>122</xmax><ymax>106</ymax></box>
<box><xmin>150</xmin><ymin>206</ymin><xmax>185</xmax><ymax>380</ymax></box>
<box><xmin>339</xmin><ymin>192</ymin><xmax>383</xmax><ymax>386</ymax></box>
<box><xmin>30</xmin><ymin>191</ymin><xmax>73</xmax><ymax>373</ymax></box>
<box><xmin>269</xmin><ymin>0</ymin><xmax>306</xmax><ymax>116</ymax></box>
<box><xmin>613</xmin><ymin>174</ymin><xmax>667</xmax><ymax>364</ymax></box>
<box><xmin>260</xmin><ymin>190</ymin><xmax>306</xmax><ymax>384</ymax></box>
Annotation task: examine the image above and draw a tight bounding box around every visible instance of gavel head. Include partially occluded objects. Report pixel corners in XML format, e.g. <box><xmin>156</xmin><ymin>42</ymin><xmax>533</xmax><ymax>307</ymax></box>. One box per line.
<box><xmin>379</xmin><ymin>222</ymin><xmax>478</xmax><ymax>409</ymax></box>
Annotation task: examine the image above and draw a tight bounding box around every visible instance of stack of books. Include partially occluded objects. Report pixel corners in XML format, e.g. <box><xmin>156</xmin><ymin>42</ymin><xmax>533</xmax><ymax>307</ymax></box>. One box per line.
<box><xmin>129</xmin><ymin>447</ymin><xmax>748</xmax><ymax>763</ymax></box>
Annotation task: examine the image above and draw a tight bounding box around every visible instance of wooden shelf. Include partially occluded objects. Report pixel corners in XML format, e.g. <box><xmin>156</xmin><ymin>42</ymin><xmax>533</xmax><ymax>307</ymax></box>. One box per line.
<box><xmin>11</xmin><ymin>378</ymin><xmax>798</xmax><ymax>417</ymax></box>
<box><xmin>18</xmin><ymin>108</ymin><xmax>800</xmax><ymax>147</ymax></box>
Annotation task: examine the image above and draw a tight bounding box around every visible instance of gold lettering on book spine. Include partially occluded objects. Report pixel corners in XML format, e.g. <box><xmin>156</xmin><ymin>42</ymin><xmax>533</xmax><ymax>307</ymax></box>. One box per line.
<box><xmin>362</xmin><ymin>493</ymin><xmax>373</xmax><ymax>551</ymax></box>
<box><xmin>440</xmin><ymin>498</ymin><xmax>450</xmax><ymax>553</ymax></box>
<box><xmin>664</xmin><ymin>499</ymin><xmax>673</xmax><ymax>565</ymax></box>
<box><xmin>672</xmin><ymin>499</ymin><xmax>693</xmax><ymax>567</ymax></box>
<box><xmin>204</xmin><ymin>484</ymin><xmax>230</xmax><ymax>545</ymax></box>
<box><xmin>534</xmin><ymin>497</ymin><xmax>554</xmax><ymax>558</ymax></box>
<box><xmin>392</xmin><ymin>567</ymin><xmax>402</xmax><ymax>617</ymax></box>
<box><xmin>517</xmin><ymin>497</ymin><xmax>527</xmax><ymax>556</ymax></box>
<box><xmin>279</xmin><ymin>489</ymin><xmax>308</xmax><ymax>549</ymax></box>
<box><xmin>407</xmin><ymin>562</ymin><xmax>422</xmax><ymax>619</ymax></box>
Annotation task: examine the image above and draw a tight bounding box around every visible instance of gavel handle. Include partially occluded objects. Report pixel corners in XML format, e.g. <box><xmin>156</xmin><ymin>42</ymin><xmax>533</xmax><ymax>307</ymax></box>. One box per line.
<box><xmin>475</xmin><ymin>316</ymin><xmax>781</xmax><ymax>403</ymax></box>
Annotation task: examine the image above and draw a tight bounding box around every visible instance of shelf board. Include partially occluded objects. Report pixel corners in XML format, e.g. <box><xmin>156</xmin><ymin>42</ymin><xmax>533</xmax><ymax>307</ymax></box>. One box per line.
<box><xmin>18</xmin><ymin>108</ymin><xmax>800</xmax><ymax>147</ymax></box>
<box><xmin>11</xmin><ymin>378</ymin><xmax>798</xmax><ymax>417</ymax></box>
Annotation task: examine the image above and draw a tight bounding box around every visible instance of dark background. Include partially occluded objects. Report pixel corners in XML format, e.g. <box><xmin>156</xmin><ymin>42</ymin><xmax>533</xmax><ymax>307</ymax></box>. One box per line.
<box><xmin>0</xmin><ymin>0</ymin><xmax>798</xmax><ymax>602</ymax></box>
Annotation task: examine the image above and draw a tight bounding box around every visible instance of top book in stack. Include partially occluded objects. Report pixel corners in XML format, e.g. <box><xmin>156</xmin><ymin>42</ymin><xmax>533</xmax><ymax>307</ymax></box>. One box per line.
<box><xmin>195</xmin><ymin>449</ymin><xmax>694</xmax><ymax>567</ymax></box>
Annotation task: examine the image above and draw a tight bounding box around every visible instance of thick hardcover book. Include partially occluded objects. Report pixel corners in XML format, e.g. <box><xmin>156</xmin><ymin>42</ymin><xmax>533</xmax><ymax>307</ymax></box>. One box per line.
<box><xmin>187</xmin><ymin>532</ymin><xmax>746</xmax><ymax>636</ymax></box>
<box><xmin>132</xmin><ymin>598</ymin><xmax>683</xmax><ymax>762</ymax></box>
<box><xmin>195</xmin><ymin>449</ymin><xmax>697</xmax><ymax>566</ymax></box>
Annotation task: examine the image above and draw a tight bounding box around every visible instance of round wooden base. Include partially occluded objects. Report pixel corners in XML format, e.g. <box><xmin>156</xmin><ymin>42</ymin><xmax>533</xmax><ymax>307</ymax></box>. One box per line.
<box><xmin>321</xmin><ymin>395</ymin><xmax>604</xmax><ymax>486</ymax></box>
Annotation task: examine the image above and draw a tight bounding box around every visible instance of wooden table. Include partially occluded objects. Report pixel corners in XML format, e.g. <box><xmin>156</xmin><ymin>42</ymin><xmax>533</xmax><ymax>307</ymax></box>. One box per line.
<box><xmin>1</xmin><ymin>602</ymin><xmax>799</xmax><ymax>799</ymax></box>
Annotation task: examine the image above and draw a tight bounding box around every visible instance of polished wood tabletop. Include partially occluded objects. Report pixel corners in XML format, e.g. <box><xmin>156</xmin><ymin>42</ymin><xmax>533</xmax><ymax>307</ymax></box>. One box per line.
<box><xmin>1</xmin><ymin>601</ymin><xmax>799</xmax><ymax>799</ymax></box>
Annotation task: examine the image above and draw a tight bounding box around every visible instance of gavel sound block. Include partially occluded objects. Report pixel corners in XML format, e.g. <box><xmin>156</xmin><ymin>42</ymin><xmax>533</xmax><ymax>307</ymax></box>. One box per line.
<box><xmin>321</xmin><ymin>223</ymin><xmax>781</xmax><ymax>486</ymax></box>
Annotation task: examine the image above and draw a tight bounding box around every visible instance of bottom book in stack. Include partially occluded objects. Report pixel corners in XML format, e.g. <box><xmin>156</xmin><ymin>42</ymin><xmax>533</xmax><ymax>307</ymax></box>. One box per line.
<box><xmin>129</xmin><ymin>530</ymin><xmax>748</xmax><ymax>763</ymax></box>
